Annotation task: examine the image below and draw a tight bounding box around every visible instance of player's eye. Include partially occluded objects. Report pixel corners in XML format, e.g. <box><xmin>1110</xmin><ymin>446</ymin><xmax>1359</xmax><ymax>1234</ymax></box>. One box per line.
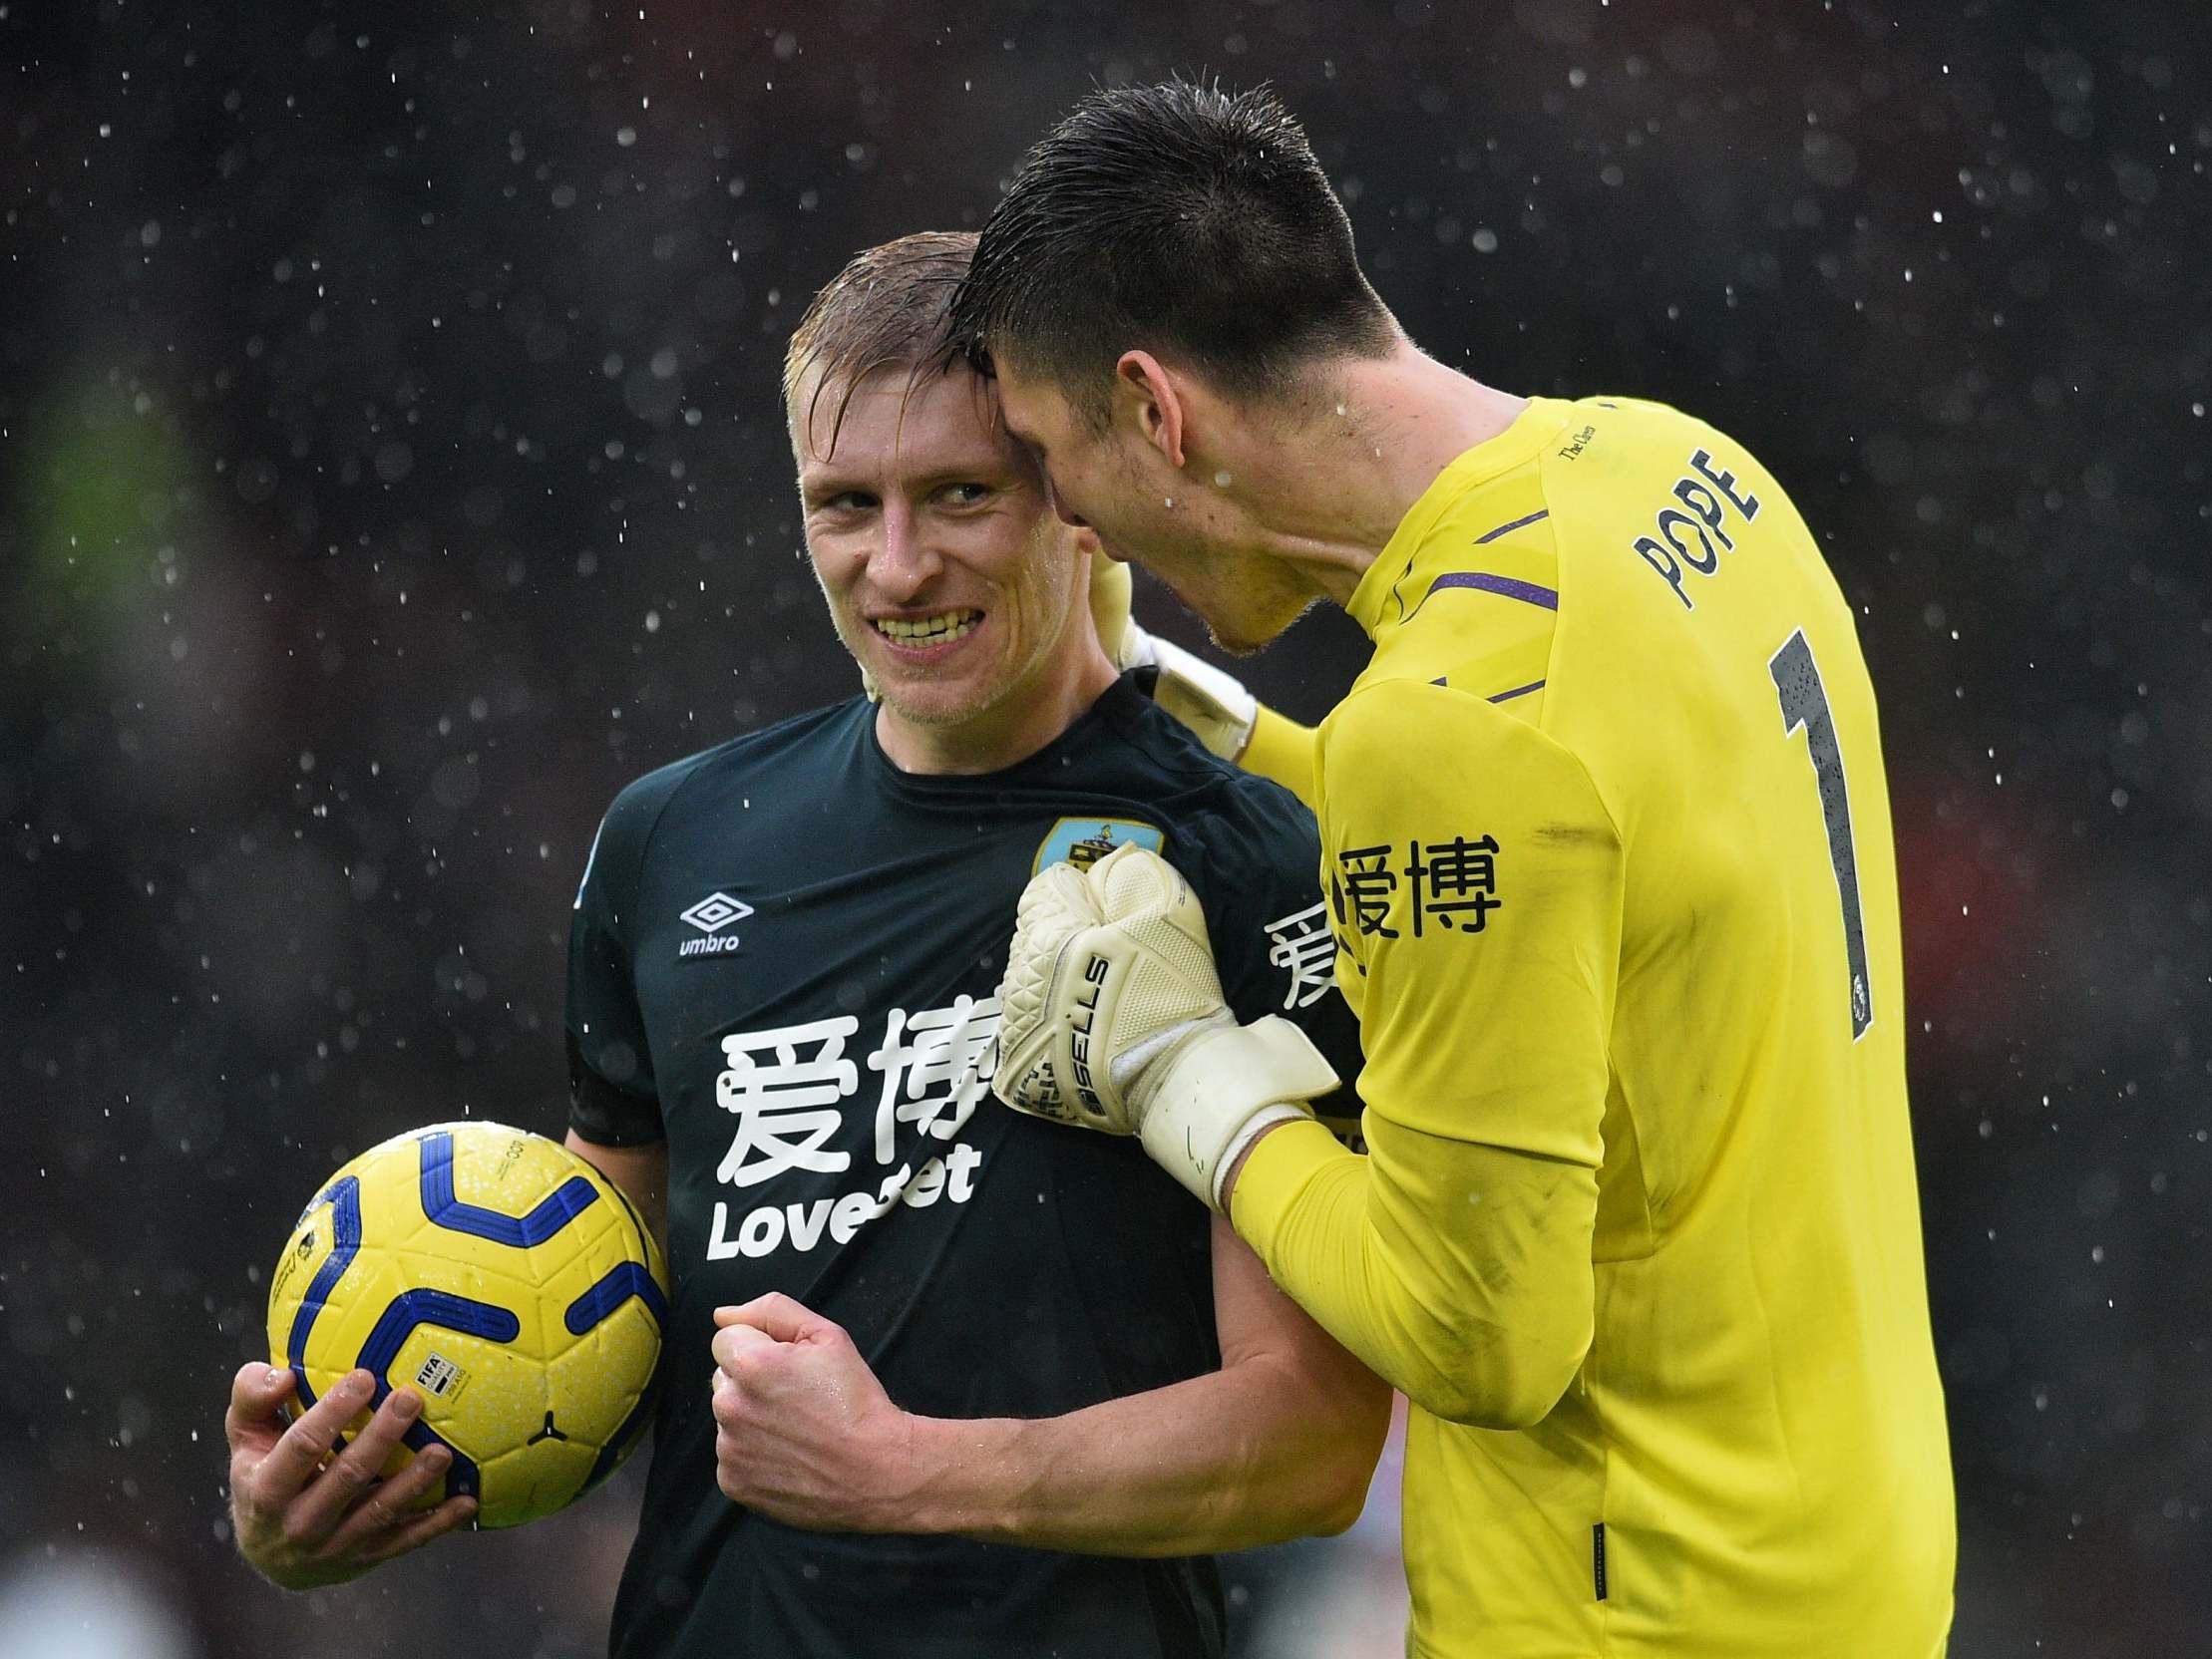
<box><xmin>941</xmin><ymin>482</ymin><xmax>993</xmax><ymax>507</ymax></box>
<box><xmin>814</xmin><ymin>490</ymin><xmax>877</xmax><ymax>514</ymax></box>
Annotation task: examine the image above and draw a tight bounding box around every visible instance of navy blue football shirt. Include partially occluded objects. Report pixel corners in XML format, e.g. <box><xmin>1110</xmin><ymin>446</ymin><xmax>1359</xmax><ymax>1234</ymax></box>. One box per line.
<box><xmin>566</xmin><ymin>675</ymin><xmax>1364</xmax><ymax>1659</ymax></box>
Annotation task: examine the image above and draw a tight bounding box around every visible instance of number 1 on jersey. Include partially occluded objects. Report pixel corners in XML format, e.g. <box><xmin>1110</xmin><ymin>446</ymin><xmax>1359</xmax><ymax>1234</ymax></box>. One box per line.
<box><xmin>1768</xmin><ymin>630</ymin><xmax>1872</xmax><ymax>1040</ymax></box>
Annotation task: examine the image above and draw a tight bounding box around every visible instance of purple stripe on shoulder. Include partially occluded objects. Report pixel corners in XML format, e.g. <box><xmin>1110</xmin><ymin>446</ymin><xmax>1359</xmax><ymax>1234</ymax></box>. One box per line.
<box><xmin>1488</xmin><ymin>679</ymin><xmax>1546</xmax><ymax>704</ymax></box>
<box><xmin>1428</xmin><ymin>571</ymin><xmax>1560</xmax><ymax>610</ymax></box>
<box><xmin>1474</xmin><ymin>507</ymin><xmax>1552</xmax><ymax>544</ymax></box>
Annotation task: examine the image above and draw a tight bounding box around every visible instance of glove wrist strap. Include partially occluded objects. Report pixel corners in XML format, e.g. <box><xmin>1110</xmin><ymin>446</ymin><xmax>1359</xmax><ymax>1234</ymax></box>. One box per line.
<box><xmin>1135</xmin><ymin>1016</ymin><xmax>1337</xmax><ymax>1213</ymax></box>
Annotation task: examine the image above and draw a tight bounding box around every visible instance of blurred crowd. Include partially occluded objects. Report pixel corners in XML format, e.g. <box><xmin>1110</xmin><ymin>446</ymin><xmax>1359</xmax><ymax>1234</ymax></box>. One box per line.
<box><xmin>4</xmin><ymin>2</ymin><xmax>2208</xmax><ymax>1653</ymax></box>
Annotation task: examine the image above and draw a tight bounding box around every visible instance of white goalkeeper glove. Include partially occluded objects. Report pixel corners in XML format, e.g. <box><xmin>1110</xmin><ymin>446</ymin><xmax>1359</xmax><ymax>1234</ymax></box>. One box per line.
<box><xmin>992</xmin><ymin>840</ymin><xmax>1338</xmax><ymax>1210</ymax></box>
<box><xmin>1088</xmin><ymin>559</ymin><xmax>1260</xmax><ymax>764</ymax></box>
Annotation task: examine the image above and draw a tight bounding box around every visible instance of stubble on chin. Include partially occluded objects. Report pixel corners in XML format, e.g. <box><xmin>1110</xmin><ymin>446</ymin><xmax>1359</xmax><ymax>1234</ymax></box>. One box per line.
<box><xmin>875</xmin><ymin>671</ymin><xmax>992</xmax><ymax>730</ymax></box>
<box><xmin>1202</xmin><ymin>620</ymin><xmax>1264</xmax><ymax>659</ymax></box>
<box><xmin>1194</xmin><ymin>571</ymin><xmax>1318</xmax><ymax>658</ymax></box>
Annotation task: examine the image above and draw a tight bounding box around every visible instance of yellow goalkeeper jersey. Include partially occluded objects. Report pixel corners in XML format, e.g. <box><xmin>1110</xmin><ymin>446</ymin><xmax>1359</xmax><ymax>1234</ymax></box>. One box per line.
<box><xmin>1232</xmin><ymin>395</ymin><xmax>1954</xmax><ymax>1657</ymax></box>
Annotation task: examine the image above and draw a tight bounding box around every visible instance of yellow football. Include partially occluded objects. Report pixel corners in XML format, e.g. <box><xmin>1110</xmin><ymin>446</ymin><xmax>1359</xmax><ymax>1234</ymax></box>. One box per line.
<box><xmin>264</xmin><ymin>1121</ymin><xmax>665</xmax><ymax>1529</ymax></box>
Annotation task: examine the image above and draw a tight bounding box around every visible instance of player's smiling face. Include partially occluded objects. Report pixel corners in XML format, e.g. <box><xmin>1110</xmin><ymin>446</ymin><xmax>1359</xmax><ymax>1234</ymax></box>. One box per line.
<box><xmin>795</xmin><ymin>364</ymin><xmax>1094</xmax><ymax>739</ymax></box>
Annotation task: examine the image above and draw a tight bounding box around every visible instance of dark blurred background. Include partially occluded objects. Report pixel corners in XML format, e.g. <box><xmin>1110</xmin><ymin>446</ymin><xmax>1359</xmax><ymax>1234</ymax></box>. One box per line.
<box><xmin>4</xmin><ymin>1</ymin><xmax>2207</xmax><ymax>1654</ymax></box>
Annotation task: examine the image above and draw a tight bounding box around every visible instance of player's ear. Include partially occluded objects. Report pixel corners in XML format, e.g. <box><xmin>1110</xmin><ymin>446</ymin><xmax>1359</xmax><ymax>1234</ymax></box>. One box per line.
<box><xmin>1116</xmin><ymin>350</ymin><xmax>1186</xmax><ymax>470</ymax></box>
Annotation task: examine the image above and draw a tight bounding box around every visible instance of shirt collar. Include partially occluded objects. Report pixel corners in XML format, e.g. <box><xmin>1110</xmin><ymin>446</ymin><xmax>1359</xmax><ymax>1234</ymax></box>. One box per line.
<box><xmin>1345</xmin><ymin>397</ymin><xmax>1566</xmax><ymax>638</ymax></box>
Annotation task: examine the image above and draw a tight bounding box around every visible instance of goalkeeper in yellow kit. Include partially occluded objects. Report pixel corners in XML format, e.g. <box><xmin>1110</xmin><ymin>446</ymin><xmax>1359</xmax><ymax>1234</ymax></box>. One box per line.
<box><xmin>954</xmin><ymin>81</ymin><xmax>1956</xmax><ymax>1656</ymax></box>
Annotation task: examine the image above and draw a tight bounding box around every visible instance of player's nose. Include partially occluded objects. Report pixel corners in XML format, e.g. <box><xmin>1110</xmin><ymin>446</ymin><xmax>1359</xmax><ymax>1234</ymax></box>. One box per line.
<box><xmin>868</xmin><ymin>500</ymin><xmax>944</xmax><ymax>597</ymax></box>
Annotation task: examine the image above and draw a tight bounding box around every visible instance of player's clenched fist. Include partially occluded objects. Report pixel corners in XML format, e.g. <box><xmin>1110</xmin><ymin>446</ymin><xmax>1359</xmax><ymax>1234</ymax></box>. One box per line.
<box><xmin>224</xmin><ymin>1362</ymin><xmax>476</xmax><ymax>1589</ymax></box>
<box><xmin>709</xmin><ymin>1294</ymin><xmax>921</xmax><ymax>1533</ymax></box>
<box><xmin>992</xmin><ymin>840</ymin><xmax>1339</xmax><ymax>1209</ymax></box>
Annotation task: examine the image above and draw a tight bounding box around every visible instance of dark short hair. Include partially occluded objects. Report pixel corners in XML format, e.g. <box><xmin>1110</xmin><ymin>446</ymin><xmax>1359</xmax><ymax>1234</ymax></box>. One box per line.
<box><xmin>949</xmin><ymin>79</ymin><xmax>1396</xmax><ymax>427</ymax></box>
<box><xmin>784</xmin><ymin>230</ymin><xmax>977</xmax><ymax>456</ymax></box>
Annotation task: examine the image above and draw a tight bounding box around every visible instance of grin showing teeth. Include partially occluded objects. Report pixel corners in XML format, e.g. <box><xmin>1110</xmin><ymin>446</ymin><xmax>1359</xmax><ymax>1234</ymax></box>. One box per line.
<box><xmin>875</xmin><ymin>610</ymin><xmax>981</xmax><ymax>645</ymax></box>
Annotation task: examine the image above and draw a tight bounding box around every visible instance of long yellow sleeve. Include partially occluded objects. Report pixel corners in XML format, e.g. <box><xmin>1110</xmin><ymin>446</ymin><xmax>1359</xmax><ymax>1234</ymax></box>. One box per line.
<box><xmin>1233</xmin><ymin>1116</ymin><xmax>1600</xmax><ymax>1429</ymax></box>
<box><xmin>1231</xmin><ymin>676</ymin><xmax>1622</xmax><ymax>1429</ymax></box>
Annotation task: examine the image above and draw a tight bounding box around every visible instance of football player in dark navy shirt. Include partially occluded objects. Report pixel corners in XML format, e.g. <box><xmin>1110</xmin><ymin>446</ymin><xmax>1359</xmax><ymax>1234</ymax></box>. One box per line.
<box><xmin>218</xmin><ymin>232</ymin><xmax>1384</xmax><ymax>1637</ymax></box>
<box><xmin>560</xmin><ymin>233</ymin><xmax>1388</xmax><ymax>1659</ymax></box>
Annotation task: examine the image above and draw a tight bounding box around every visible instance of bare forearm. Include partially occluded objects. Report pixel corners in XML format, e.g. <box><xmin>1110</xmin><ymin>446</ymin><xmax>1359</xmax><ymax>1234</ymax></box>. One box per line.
<box><xmin>900</xmin><ymin>1360</ymin><xmax>1373</xmax><ymax>1556</ymax></box>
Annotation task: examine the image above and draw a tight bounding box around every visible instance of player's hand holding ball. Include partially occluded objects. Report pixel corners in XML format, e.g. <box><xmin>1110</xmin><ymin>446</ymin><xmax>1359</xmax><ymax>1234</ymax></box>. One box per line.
<box><xmin>224</xmin><ymin>1363</ymin><xmax>476</xmax><ymax>1589</ymax></box>
<box><xmin>993</xmin><ymin>840</ymin><xmax>1339</xmax><ymax>1209</ymax></box>
<box><xmin>248</xmin><ymin>1119</ymin><xmax>666</xmax><ymax>1579</ymax></box>
<box><xmin>709</xmin><ymin>1294</ymin><xmax>920</xmax><ymax>1532</ymax></box>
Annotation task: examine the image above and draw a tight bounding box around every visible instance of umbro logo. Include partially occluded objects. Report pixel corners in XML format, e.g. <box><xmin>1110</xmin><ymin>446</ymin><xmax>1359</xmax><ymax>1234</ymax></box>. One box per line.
<box><xmin>682</xmin><ymin>892</ymin><xmax>753</xmax><ymax>933</ymax></box>
<box><xmin>678</xmin><ymin>891</ymin><xmax>754</xmax><ymax>958</ymax></box>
